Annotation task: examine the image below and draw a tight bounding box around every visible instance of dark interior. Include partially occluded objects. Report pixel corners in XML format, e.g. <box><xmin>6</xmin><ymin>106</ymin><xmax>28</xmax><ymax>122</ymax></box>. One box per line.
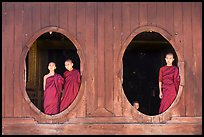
<box><xmin>38</xmin><ymin>32</ymin><xmax>80</xmax><ymax>76</ymax></box>
<box><xmin>122</xmin><ymin>31</ymin><xmax>178</xmax><ymax>116</ymax></box>
<box><xmin>26</xmin><ymin>32</ymin><xmax>80</xmax><ymax>112</ymax></box>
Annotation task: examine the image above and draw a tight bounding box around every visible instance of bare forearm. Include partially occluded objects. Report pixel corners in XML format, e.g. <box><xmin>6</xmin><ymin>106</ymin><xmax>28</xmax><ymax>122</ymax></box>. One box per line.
<box><xmin>43</xmin><ymin>81</ymin><xmax>45</xmax><ymax>91</ymax></box>
<box><xmin>43</xmin><ymin>77</ymin><xmax>46</xmax><ymax>91</ymax></box>
<box><xmin>159</xmin><ymin>82</ymin><xmax>162</xmax><ymax>93</ymax></box>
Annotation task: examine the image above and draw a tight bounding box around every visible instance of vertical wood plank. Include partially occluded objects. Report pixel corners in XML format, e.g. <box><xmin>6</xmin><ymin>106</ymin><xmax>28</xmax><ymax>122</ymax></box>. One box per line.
<box><xmin>139</xmin><ymin>2</ymin><xmax>148</xmax><ymax>26</ymax></box>
<box><xmin>2</xmin><ymin>2</ymin><xmax>6</xmax><ymax>117</ymax></box>
<box><xmin>121</xmin><ymin>2</ymin><xmax>132</xmax><ymax>117</ymax></box>
<box><xmin>183</xmin><ymin>2</ymin><xmax>195</xmax><ymax>116</ymax></box>
<box><xmin>32</xmin><ymin>2</ymin><xmax>42</xmax><ymax>112</ymax></box>
<box><xmin>68</xmin><ymin>2</ymin><xmax>77</xmax><ymax>39</ymax></box>
<box><xmin>49</xmin><ymin>2</ymin><xmax>59</xmax><ymax>27</ymax></box>
<box><xmin>22</xmin><ymin>2</ymin><xmax>33</xmax><ymax>116</ymax></box>
<box><xmin>76</xmin><ymin>2</ymin><xmax>86</xmax><ymax>45</ymax></box>
<box><xmin>113</xmin><ymin>2</ymin><xmax>122</xmax><ymax>116</ymax></box>
<box><xmin>76</xmin><ymin>2</ymin><xmax>86</xmax><ymax>118</ymax></box>
<box><xmin>147</xmin><ymin>2</ymin><xmax>157</xmax><ymax>26</ymax></box>
<box><xmin>23</xmin><ymin>3</ymin><xmax>33</xmax><ymax>45</ymax></box>
<box><xmin>171</xmin><ymin>2</ymin><xmax>185</xmax><ymax>117</ymax></box>
<box><xmin>13</xmin><ymin>2</ymin><xmax>24</xmax><ymax>117</ymax></box>
<box><xmin>96</xmin><ymin>2</ymin><xmax>105</xmax><ymax>109</ymax></box>
<box><xmin>191</xmin><ymin>2</ymin><xmax>202</xmax><ymax>116</ymax></box>
<box><xmin>40</xmin><ymin>2</ymin><xmax>49</xmax><ymax>28</ymax></box>
<box><xmin>94</xmin><ymin>2</ymin><xmax>99</xmax><ymax>112</ymax></box>
<box><xmin>156</xmin><ymin>2</ymin><xmax>166</xmax><ymax>29</ymax></box>
<box><xmin>165</xmin><ymin>2</ymin><xmax>174</xmax><ymax>35</ymax></box>
<box><xmin>121</xmin><ymin>2</ymin><xmax>130</xmax><ymax>43</ymax></box>
<box><xmin>130</xmin><ymin>2</ymin><xmax>139</xmax><ymax>31</ymax></box>
<box><xmin>104</xmin><ymin>2</ymin><xmax>114</xmax><ymax>114</ymax></box>
<box><xmin>32</xmin><ymin>2</ymin><xmax>41</xmax><ymax>37</ymax></box>
<box><xmin>85</xmin><ymin>2</ymin><xmax>96</xmax><ymax>116</ymax></box>
<box><xmin>59</xmin><ymin>2</ymin><xmax>68</xmax><ymax>30</ymax></box>
<box><xmin>4</xmin><ymin>2</ymin><xmax>15</xmax><ymax>117</ymax></box>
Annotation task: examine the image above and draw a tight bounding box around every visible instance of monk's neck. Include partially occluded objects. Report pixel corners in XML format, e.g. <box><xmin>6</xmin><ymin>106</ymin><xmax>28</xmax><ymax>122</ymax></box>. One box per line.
<box><xmin>68</xmin><ymin>68</ymin><xmax>73</xmax><ymax>72</ymax></box>
<box><xmin>166</xmin><ymin>64</ymin><xmax>173</xmax><ymax>66</ymax></box>
<box><xmin>49</xmin><ymin>71</ymin><xmax>55</xmax><ymax>75</ymax></box>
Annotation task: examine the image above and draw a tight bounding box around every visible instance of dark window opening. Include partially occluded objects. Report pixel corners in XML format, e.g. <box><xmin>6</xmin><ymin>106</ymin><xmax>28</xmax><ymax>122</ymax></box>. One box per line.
<box><xmin>25</xmin><ymin>32</ymin><xmax>80</xmax><ymax>113</ymax></box>
<box><xmin>122</xmin><ymin>31</ymin><xmax>178</xmax><ymax>116</ymax></box>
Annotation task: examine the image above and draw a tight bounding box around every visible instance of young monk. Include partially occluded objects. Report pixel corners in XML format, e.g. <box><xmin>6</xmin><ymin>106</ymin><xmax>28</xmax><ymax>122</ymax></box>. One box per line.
<box><xmin>43</xmin><ymin>62</ymin><xmax>64</xmax><ymax>115</ymax></box>
<box><xmin>133</xmin><ymin>100</ymin><xmax>148</xmax><ymax>114</ymax></box>
<box><xmin>158</xmin><ymin>52</ymin><xmax>180</xmax><ymax>114</ymax></box>
<box><xmin>60</xmin><ymin>59</ymin><xmax>81</xmax><ymax>112</ymax></box>
<box><xmin>133</xmin><ymin>100</ymin><xmax>140</xmax><ymax>110</ymax></box>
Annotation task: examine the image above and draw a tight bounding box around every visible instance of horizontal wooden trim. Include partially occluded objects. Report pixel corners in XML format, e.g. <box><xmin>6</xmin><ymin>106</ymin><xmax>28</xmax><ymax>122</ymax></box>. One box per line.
<box><xmin>67</xmin><ymin>117</ymin><xmax>135</xmax><ymax>124</ymax></box>
<box><xmin>2</xmin><ymin>117</ymin><xmax>202</xmax><ymax>135</ymax></box>
<box><xmin>2</xmin><ymin>117</ymin><xmax>38</xmax><ymax>124</ymax></box>
<box><xmin>166</xmin><ymin>117</ymin><xmax>202</xmax><ymax>124</ymax></box>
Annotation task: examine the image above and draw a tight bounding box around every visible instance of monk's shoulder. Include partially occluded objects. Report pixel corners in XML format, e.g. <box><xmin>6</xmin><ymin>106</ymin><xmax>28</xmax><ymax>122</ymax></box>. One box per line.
<box><xmin>74</xmin><ymin>69</ymin><xmax>80</xmax><ymax>75</ymax></box>
<box><xmin>63</xmin><ymin>71</ymin><xmax>68</xmax><ymax>76</ymax></box>
<box><xmin>160</xmin><ymin>66</ymin><xmax>166</xmax><ymax>71</ymax></box>
<box><xmin>56</xmin><ymin>73</ymin><xmax>63</xmax><ymax>79</ymax></box>
<box><xmin>44</xmin><ymin>73</ymin><xmax>53</xmax><ymax>79</ymax></box>
<box><xmin>173</xmin><ymin>66</ymin><xmax>179</xmax><ymax>71</ymax></box>
<box><xmin>44</xmin><ymin>74</ymin><xmax>49</xmax><ymax>79</ymax></box>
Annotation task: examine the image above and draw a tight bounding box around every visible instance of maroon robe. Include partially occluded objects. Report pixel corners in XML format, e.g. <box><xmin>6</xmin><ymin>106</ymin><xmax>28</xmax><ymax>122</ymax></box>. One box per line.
<box><xmin>44</xmin><ymin>73</ymin><xmax>64</xmax><ymax>115</ymax></box>
<box><xmin>60</xmin><ymin>69</ymin><xmax>81</xmax><ymax>112</ymax></box>
<box><xmin>159</xmin><ymin>65</ymin><xmax>180</xmax><ymax>114</ymax></box>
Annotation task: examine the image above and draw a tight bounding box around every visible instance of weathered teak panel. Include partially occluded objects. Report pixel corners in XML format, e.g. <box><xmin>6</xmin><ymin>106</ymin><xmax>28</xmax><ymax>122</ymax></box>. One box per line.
<box><xmin>191</xmin><ymin>3</ymin><xmax>202</xmax><ymax>116</ymax></box>
<box><xmin>2</xmin><ymin>2</ymin><xmax>202</xmax><ymax>135</ymax></box>
<box><xmin>113</xmin><ymin>2</ymin><xmax>122</xmax><ymax>116</ymax></box>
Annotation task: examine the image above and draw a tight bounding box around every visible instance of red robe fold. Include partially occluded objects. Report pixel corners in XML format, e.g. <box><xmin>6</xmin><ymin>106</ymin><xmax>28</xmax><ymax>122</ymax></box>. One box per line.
<box><xmin>44</xmin><ymin>73</ymin><xmax>64</xmax><ymax>115</ymax></box>
<box><xmin>159</xmin><ymin>65</ymin><xmax>180</xmax><ymax>114</ymax></box>
<box><xmin>60</xmin><ymin>69</ymin><xmax>81</xmax><ymax>112</ymax></box>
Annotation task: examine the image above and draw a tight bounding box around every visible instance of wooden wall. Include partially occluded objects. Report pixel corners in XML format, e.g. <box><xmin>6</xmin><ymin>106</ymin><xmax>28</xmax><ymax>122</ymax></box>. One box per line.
<box><xmin>2</xmin><ymin>2</ymin><xmax>202</xmax><ymax>134</ymax></box>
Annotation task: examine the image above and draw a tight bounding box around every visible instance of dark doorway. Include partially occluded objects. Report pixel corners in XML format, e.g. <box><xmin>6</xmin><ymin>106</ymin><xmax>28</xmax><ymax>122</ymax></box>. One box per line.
<box><xmin>122</xmin><ymin>31</ymin><xmax>178</xmax><ymax>116</ymax></box>
<box><xmin>25</xmin><ymin>32</ymin><xmax>80</xmax><ymax>113</ymax></box>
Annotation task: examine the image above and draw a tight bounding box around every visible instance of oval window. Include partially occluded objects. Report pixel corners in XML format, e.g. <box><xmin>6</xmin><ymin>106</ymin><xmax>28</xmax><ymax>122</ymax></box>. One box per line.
<box><xmin>25</xmin><ymin>32</ymin><xmax>81</xmax><ymax>115</ymax></box>
<box><xmin>122</xmin><ymin>31</ymin><xmax>178</xmax><ymax>116</ymax></box>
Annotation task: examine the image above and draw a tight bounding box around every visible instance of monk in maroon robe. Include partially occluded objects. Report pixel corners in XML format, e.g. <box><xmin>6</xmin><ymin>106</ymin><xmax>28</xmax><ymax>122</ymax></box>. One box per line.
<box><xmin>43</xmin><ymin>62</ymin><xmax>64</xmax><ymax>115</ymax></box>
<box><xmin>158</xmin><ymin>53</ymin><xmax>180</xmax><ymax>114</ymax></box>
<box><xmin>60</xmin><ymin>59</ymin><xmax>81</xmax><ymax>112</ymax></box>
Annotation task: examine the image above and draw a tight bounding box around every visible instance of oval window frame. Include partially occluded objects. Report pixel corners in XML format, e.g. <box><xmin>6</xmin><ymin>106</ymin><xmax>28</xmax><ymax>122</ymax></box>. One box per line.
<box><xmin>117</xmin><ymin>26</ymin><xmax>185</xmax><ymax>123</ymax></box>
<box><xmin>19</xmin><ymin>27</ymin><xmax>86</xmax><ymax>123</ymax></box>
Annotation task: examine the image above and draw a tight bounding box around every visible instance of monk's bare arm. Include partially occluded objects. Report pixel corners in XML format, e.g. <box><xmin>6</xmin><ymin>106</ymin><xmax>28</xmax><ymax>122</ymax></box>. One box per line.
<box><xmin>43</xmin><ymin>75</ymin><xmax>47</xmax><ymax>91</ymax></box>
<box><xmin>159</xmin><ymin>81</ymin><xmax>163</xmax><ymax>98</ymax></box>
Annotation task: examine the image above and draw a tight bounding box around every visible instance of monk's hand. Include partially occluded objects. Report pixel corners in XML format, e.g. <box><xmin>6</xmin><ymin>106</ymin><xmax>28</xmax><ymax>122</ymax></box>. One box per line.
<box><xmin>159</xmin><ymin>92</ymin><xmax>163</xmax><ymax>99</ymax></box>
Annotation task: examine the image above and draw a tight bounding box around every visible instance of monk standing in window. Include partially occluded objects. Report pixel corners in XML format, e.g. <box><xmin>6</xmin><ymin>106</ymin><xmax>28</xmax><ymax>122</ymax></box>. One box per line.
<box><xmin>43</xmin><ymin>62</ymin><xmax>64</xmax><ymax>115</ymax></box>
<box><xmin>60</xmin><ymin>59</ymin><xmax>81</xmax><ymax>112</ymax></box>
<box><xmin>158</xmin><ymin>52</ymin><xmax>180</xmax><ymax>114</ymax></box>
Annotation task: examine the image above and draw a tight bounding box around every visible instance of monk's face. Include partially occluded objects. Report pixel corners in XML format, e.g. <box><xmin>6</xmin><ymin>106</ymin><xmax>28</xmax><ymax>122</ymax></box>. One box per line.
<box><xmin>133</xmin><ymin>102</ymin><xmax>139</xmax><ymax>110</ymax></box>
<box><xmin>48</xmin><ymin>62</ymin><xmax>56</xmax><ymax>71</ymax></box>
<box><xmin>65</xmin><ymin>61</ymin><xmax>73</xmax><ymax>71</ymax></box>
<box><xmin>165</xmin><ymin>54</ymin><xmax>174</xmax><ymax>66</ymax></box>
